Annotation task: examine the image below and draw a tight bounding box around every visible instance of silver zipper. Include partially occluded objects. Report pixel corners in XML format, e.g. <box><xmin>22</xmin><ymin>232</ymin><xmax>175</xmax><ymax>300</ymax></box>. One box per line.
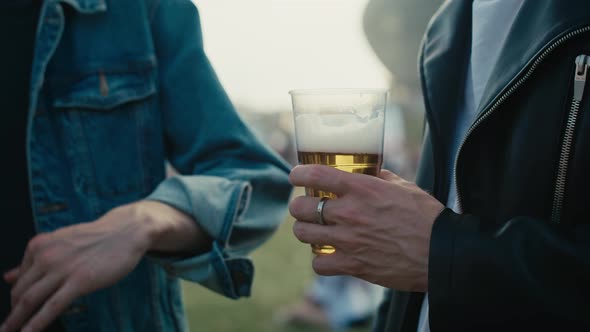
<box><xmin>454</xmin><ymin>26</ymin><xmax>590</xmax><ymax>213</ymax></box>
<box><xmin>551</xmin><ymin>55</ymin><xmax>589</xmax><ymax>223</ymax></box>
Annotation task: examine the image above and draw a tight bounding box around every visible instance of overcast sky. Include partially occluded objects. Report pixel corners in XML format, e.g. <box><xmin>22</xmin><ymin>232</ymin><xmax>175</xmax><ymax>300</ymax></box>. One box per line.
<box><xmin>192</xmin><ymin>0</ymin><xmax>390</xmax><ymax>112</ymax></box>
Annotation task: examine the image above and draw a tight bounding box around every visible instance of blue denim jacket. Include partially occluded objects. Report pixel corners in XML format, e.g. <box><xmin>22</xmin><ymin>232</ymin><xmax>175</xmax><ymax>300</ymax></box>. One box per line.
<box><xmin>29</xmin><ymin>0</ymin><xmax>292</xmax><ymax>330</ymax></box>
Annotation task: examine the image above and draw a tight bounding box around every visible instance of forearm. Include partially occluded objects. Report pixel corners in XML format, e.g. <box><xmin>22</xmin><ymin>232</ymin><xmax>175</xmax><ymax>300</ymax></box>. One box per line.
<box><xmin>132</xmin><ymin>200</ymin><xmax>212</xmax><ymax>256</ymax></box>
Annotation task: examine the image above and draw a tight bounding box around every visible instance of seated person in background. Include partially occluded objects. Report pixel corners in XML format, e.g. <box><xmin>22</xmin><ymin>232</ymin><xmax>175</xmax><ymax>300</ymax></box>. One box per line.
<box><xmin>277</xmin><ymin>275</ymin><xmax>384</xmax><ymax>331</ymax></box>
<box><xmin>0</xmin><ymin>1</ymin><xmax>291</xmax><ymax>332</ymax></box>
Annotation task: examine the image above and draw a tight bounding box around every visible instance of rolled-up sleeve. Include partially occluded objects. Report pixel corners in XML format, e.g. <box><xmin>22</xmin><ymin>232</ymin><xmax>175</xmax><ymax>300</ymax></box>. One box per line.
<box><xmin>147</xmin><ymin>0</ymin><xmax>292</xmax><ymax>299</ymax></box>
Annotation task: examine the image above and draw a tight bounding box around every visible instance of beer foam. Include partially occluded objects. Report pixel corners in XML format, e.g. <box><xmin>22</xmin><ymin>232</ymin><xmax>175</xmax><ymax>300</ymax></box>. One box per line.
<box><xmin>295</xmin><ymin>112</ymin><xmax>384</xmax><ymax>153</ymax></box>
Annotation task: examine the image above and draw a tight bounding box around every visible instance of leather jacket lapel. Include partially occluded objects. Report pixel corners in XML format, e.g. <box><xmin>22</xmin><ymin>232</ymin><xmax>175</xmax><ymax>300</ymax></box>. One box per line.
<box><xmin>476</xmin><ymin>0</ymin><xmax>590</xmax><ymax>118</ymax></box>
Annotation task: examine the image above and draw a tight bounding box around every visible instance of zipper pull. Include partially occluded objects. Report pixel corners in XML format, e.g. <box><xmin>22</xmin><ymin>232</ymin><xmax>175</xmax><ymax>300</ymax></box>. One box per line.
<box><xmin>574</xmin><ymin>55</ymin><xmax>590</xmax><ymax>101</ymax></box>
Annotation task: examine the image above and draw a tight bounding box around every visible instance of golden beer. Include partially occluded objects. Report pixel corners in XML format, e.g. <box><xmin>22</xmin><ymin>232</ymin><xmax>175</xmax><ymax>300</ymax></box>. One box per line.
<box><xmin>298</xmin><ymin>151</ymin><xmax>382</xmax><ymax>254</ymax></box>
<box><xmin>290</xmin><ymin>88</ymin><xmax>387</xmax><ymax>256</ymax></box>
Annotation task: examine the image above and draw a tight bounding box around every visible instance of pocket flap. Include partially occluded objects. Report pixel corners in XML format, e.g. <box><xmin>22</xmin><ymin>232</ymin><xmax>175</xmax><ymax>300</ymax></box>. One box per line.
<box><xmin>52</xmin><ymin>64</ymin><xmax>157</xmax><ymax>110</ymax></box>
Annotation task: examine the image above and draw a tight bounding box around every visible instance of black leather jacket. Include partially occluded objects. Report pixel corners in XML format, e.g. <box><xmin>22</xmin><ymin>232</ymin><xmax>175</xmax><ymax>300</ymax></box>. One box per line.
<box><xmin>376</xmin><ymin>1</ymin><xmax>590</xmax><ymax>331</ymax></box>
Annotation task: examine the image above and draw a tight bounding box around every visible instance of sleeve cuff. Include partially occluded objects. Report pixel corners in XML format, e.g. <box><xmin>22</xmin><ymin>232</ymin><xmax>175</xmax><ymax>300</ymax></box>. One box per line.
<box><xmin>148</xmin><ymin>242</ymin><xmax>254</xmax><ymax>299</ymax></box>
<box><xmin>146</xmin><ymin>175</ymin><xmax>252</xmax><ymax>242</ymax></box>
<box><xmin>428</xmin><ymin>208</ymin><xmax>458</xmax><ymax>328</ymax></box>
<box><xmin>428</xmin><ymin>208</ymin><xmax>484</xmax><ymax>329</ymax></box>
<box><xmin>145</xmin><ymin>175</ymin><xmax>254</xmax><ymax>299</ymax></box>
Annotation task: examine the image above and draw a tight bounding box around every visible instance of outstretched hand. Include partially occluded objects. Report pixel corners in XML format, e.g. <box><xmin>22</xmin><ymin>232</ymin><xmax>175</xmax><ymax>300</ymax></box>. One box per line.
<box><xmin>288</xmin><ymin>165</ymin><xmax>444</xmax><ymax>292</ymax></box>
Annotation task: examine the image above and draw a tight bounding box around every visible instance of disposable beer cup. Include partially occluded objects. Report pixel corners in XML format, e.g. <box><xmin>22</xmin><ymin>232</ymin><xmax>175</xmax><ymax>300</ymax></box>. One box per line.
<box><xmin>289</xmin><ymin>89</ymin><xmax>387</xmax><ymax>255</ymax></box>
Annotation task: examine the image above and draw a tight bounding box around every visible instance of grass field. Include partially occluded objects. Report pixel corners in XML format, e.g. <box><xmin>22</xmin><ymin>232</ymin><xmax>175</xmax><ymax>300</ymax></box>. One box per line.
<box><xmin>180</xmin><ymin>193</ymin><xmax>371</xmax><ymax>332</ymax></box>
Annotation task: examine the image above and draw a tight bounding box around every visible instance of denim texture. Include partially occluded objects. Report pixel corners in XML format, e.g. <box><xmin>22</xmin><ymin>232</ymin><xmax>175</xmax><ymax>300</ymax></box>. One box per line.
<box><xmin>27</xmin><ymin>0</ymin><xmax>292</xmax><ymax>330</ymax></box>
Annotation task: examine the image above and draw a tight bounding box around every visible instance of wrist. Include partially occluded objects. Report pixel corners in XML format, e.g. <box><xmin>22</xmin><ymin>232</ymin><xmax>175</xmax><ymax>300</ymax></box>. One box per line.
<box><xmin>125</xmin><ymin>201</ymin><xmax>169</xmax><ymax>253</ymax></box>
<box><xmin>128</xmin><ymin>200</ymin><xmax>208</xmax><ymax>254</ymax></box>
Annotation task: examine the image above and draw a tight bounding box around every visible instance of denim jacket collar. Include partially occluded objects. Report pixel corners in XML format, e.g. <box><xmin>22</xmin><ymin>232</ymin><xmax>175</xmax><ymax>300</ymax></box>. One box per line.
<box><xmin>53</xmin><ymin>0</ymin><xmax>107</xmax><ymax>14</ymax></box>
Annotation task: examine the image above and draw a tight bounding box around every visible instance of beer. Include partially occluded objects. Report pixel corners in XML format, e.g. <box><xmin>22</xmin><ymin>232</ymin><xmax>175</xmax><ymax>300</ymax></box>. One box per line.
<box><xmin>297</xmin><ymin>151</ymin><xmax>382</xmax><ymax>197</ymax></box>
<box><xmin>295</xmin><ymin>112</ymin><xmax>385</xmax><ymax>255</ymax></box>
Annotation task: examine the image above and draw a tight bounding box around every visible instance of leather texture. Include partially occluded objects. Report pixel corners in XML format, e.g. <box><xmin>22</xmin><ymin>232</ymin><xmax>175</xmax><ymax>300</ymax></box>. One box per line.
<box><xmin>376</xmin><ymin>1</ymin><xmax>590</xmax><ymax>330</ymax></box>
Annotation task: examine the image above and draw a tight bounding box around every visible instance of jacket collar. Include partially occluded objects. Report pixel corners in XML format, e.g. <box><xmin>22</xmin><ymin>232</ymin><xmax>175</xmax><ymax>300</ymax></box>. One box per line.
<box><xmin>476</xmin><ymin>0</ymin><xmax>590</xmax><ymax>116</ymax></box>
<box><xmin>52</xmin><ymin>0</ymin><xmax>107</xmax><ymax>14</ymax></box>
<box><xmin>422</xmin><ymin>0</ymin><xmax>590</xmax><ymax>128</ymax></box>
<box><xmin>419</xmin><ymin>0</ymin><xmax>472</xmax><ymax>158</ymax></box>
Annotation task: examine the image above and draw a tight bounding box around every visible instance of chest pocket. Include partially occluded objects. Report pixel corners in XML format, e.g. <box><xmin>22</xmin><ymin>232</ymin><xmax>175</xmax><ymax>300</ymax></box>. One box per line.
<box><xmin>51</xmin><ymin>65</ymin><xmax>161</xmax><ymax>200</ymax></box>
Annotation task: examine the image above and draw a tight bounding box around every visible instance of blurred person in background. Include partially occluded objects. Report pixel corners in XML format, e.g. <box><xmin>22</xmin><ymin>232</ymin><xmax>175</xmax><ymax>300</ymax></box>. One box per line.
<box><xmin>0</xmin><ymin>1</ymin><xmax>291</xmax><ymax>332</ymax></box>
<box><xmin>277</xmin><ymin>275</ymin><xmax>384</xmax><ymax>331</ymax></box>
<box><xmin>289</xmin><ymin>0</ymin><xmax>590</xmax><ymax>331</ymax></box>
<box><xmin>364</xmin><ymin>0</ymin><xmax>444</xmax><ymax>178</ymax></box>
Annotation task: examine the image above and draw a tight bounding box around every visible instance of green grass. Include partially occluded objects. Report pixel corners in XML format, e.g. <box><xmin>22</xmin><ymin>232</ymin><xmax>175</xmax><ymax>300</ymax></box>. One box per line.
<box><xmin>181</xmin><ymin>192</ymin><xmax>371</xmax><ymax>332</ymax></box>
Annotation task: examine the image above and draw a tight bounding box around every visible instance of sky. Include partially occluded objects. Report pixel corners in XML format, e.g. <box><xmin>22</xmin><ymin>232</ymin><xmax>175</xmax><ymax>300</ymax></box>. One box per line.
<box><xmin>192</xmin><ymin>0</ymin><xmax>391</xmax><ymax>112</ymax></box>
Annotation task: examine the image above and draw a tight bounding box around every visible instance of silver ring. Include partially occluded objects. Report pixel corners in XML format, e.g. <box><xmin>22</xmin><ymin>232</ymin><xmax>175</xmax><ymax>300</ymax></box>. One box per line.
<box><xmin>316</xmin><ymin>197</ymin><xmax>330</xmax><ymax>225</ymax></box>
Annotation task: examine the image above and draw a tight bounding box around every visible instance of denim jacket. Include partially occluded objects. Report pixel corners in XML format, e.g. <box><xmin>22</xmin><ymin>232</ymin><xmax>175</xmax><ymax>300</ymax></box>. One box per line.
<box><xmin>29</xmin><ymin>0</ymin><xmax>292</xmax><ymax>330</ymax></box>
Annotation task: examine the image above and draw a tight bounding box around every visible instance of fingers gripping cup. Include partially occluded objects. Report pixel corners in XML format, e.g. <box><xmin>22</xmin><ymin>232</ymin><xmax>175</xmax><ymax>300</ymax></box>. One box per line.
<box><xmin>290</xmin><ymin>89</ymin><xmax>387</xmax><ymax>255</ymax></box>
